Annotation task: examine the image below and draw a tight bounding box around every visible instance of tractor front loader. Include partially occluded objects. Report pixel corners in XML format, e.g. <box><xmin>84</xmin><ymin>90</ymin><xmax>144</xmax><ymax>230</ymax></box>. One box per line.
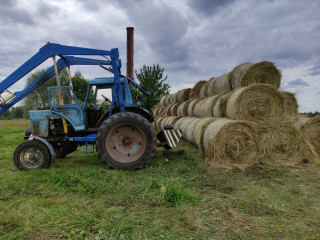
<box><xmin>0</xmin><ymin>28</ymin><xmax>182</xmax><ymax>171</ymax></box>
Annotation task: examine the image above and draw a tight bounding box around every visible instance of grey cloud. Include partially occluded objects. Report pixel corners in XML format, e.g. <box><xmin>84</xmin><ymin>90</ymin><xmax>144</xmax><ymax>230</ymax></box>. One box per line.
<box><xmin>0</xmin><ymin>0</ymin><xmax>35</xmax><ymax>25</ymax></box>
<box><xmin>110</xmin><ymin>0</ymin><xmax>190</xmax><ymax>65</ymax></box>
<box><xmin>307</xmin><ymin>62</ymin><xmax>320</xmax><ymax>76</ymax></box>
<box><xmin>188</xmin><ymin>0</ymin><xmax>235</xmax><ymax>15</ymax></box>
<box><xmin>287</xmin><ymin>79</ymin><xmax>310</xmax><ymax>87</ymax></box>
<box><xmin>36</xmin><ymin>0</ymin><xmax>60</xmax><ymax>20</ymax></box>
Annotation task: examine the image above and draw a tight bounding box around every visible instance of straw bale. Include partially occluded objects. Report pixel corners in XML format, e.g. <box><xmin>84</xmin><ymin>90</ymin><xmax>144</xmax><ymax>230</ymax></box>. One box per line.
<box><xmin>185</xmin><ymin>118</ymin><xmax>202</xmax><ymax>144</ymax></box>
<box><xmin>226</xmin><ymin>84</ymin><xmax>284</xmax><ymax>124</ymax></box>
<box><xmin>213</xmin><ymin>92</ymin><xmax>232</xmax><ymax>118</ymax></box>
<box><xmin>159</xmin><ymin>95</ymin><xmax>168</xmax><ymax>106</ymax></box>
<box><xmin>190</xmin><ymin>80</ymin><xmax>208</xmax><ymax>99</ymax></box>
<box><xmin>155</xmin><ymin>117</ymin><xmax>165</xmax><ymax>131</ymax></box>
<box><xmin>195</xmin><ymin>95</ymin><xmax>219</xmax><ymax>118</ymax></box>
<box><xmin>177</xmin><ymin>99</ymin><xmax>193</xmax><ymax>116</ymax></box>
<box><xmin>199</xmin><ymin>82</ymin><xmax>209</xmax><ymax>98</ymax></box>
<box><xmin>152</xmin><ymin>105</ymin><xmax>160</xmax><ymax>117</ymax></box>
<box><xmin>296</xmin><ymin>116</ymin><xmax>320</xmax><ymax>157</ymax></box>
<box><xmin>177</xmin><ymin>117</ymin><xmax>198</xmax><ymax>140</ymax></box>
<box><xmin>213</xmin><ymin>74</ymin><xmax>231</xmax><ymax>95</ymax></box>
<box><xmin>176</xmin><ymin>88</ymin><xmax>191</xmax><ymax>103</ymax></box>
<box><xmin>171</xmin><ymin>93</ymin><xmax>178</xmax><ymax>104</ymax></box>
<box><xmin>163</xmin><ymin>105</ymin><xmax>172</xmax><ymax>116</ymax></box>
<box><xmin>258</xmin><ymin>123</ymin><xmax>319</xmax><ymax>165</ymax></box>
<box><xmin>187</xmin><ymin>98</ymin><xmax>202</xmax><ymax>117</ymax></box>
<box><xmin>168</xmin><ymin>103</ymin><xmax>179</xmax><ymax>116</ymax></box>
<box><xmin>206</xmin><ymin>77</ymin><xmax>216</xmax><ymax>97</ymax></box>
<box><xmin>280</xmin><ymin>91</ymin><xmax>298</xmax><ymax>117</ymax></box>
<box><xmin>173</xmin><ymin>117</ymin><xmax>187</xmax><ymax>129</ymax></box>
<box><xmin>193</xmin><ymin>117</ymin><xmax>216</xmax><ymax>153</ymax></box>
<box><xmin>164</xmin><ymin>95</ymin><xmax>172</xmax><ymax>106</ymax></box>
<box><xmin>203</xmin><ymin>119</ymin><xmax>257</xmax><ymax>167</ymax></box>
<box><xmin>158</xmin><ymin>106</ymin><xmax>167</xmax><ymax>117</ymax></box>
<box><xmin>228</xmin><ymin>61</ymin><xmax>281</xmax><ymax>90</ymax></box>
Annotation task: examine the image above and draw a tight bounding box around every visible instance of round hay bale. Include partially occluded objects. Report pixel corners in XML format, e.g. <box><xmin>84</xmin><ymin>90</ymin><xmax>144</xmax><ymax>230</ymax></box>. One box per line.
<box><xmin>199</xmin><ymin>82</ymin><xmax>209</xmax><ymax>98</ymax></box>
<box><xmin>158</xmin><ymin>106</ymin><xmax>167</xmax><ymax>117</ymax></box>
<box><xmin>213</xmin><ymin>74</ymin><xmax>231</xmax><ymax>95</ymax></box>
<box><xmin>163</xmin><ymin>105</ymin><xmax>172</xmax><ymax>116</ymax></box>
<box><xmin>258</xmin><ymin>123</ymin><xmax>319</xmax><ymax>165</ymax></box>
<box><xmin>226</xmin><ymin>84</ymin><xmax>284</xmax><ymax>124</ymax></box>
<box><xmin>159</xmin><ymin>95</ymin><xmax>169</xmax><ymax>106</ymax></box>
<box><xmin>160</xmin><ymin>116</ymin><xmax>176</xmax><ymax>130</ymax></box>
<box><xmin>152</xmin><ymin>105</ymin><xmax>160</xmax><ymax>117</ymax></box>
<box><xmin>280</xmin><ymin>91</ymin><xmax>298</xmax><ymax>117</ymax></box>
<box><xmin>194</xmin><ymin>117</ymin><xmax>216</xmax><ymax>153</ymax></box>
<box><xmin>176</xmin><ymin>88</ymin><xmax>191</xmax><ymax>103</ymax></box>
<box><xmin>177</xmin><ymin>99</ymin><xmax>193</xmax><ymax>116</ymax></box>
<box><xmin>190</xmin><ymin>80</ymin><xmax>208</xmax><ymax>99</ymax></box>
<box><xmin>195</xmin><ymin>95</ymin><xmax>219</xmax><ymax>118</ymax></box>
<box><xmin>167</xmin><ymin>116</ymin><xmax>183</xmax><ymax>126</ymax></box>
<box><xmin>228</xmin><ymin>61</ymin><xmax>281</xmax><ymax>90</ymax></box>
<box><xmin>185</xmin><ymin>118</ymin><xmax>203</xmax><ymax>144</ymax></box>
<box><xmin>169</xmin><ymin>103</ymin><xmax>180</xmax><ymax>116</ymax></box>
<box><xmin>164</xmin><ymin>95</ymin><xmax>172</xmax><ymax>106</ymax></box>
<box><xmin>178</xmin><ymin>117</ymin><xmax>198</xmax><ymax>140</ymax></box>
<box><xmin>170</xmin><ymin>93</ymin><xmax>178</xmax><ymax>104</ymax></box>
<box><xmin>173</xmin><ymin>117</ymin><xmax>187</xmax><ymax>129</ymax></box>
<box><xmin>187</xmin><ymin>98</ymin><xmax>202</xmax><ymax>117</ymax></box>
<box><xmin>297</xmin><ymin>116</ymin><xmax>320</xmax><ymax>157</ymax></box>
<box><xmin>155</xmin><ymin>117</ymin><xmax>165</xmax><ymax>131</ymax></box>
<box><xmin>213</xmin><ymin>92</ymin><xmax>232</xmax><ymax>118</ymax></box>
<box><xmin>206</xmin><ymin>77</ymin><xmax>216</xmax><ymax>97</ymax></box>
<box><xmin>203</xmin><ymin>119</ymin><xmax>258</xmax><ymax>167</ymax></box>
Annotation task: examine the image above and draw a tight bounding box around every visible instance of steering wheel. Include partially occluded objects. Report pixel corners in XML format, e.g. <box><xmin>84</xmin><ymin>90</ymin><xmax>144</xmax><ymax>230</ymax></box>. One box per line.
<box><xmin>101</xmin><ymin>94</ymin><xmax>112</xmax><ymax>103</ymax></box>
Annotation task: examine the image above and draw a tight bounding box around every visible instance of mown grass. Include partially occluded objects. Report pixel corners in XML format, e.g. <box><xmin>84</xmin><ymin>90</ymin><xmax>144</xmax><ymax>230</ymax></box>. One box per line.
<box><xmin>0</xmin><ymin>119</ymin><xmax>320</xmax><ymax>239</ymax></box>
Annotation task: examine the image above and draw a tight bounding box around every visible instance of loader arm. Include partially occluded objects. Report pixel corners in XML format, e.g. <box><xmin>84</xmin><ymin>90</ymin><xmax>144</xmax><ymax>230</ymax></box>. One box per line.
<box><xmin>0</xmin><ymin>43</ymin><xmax>123</xmax><ymax>116</ymax></box>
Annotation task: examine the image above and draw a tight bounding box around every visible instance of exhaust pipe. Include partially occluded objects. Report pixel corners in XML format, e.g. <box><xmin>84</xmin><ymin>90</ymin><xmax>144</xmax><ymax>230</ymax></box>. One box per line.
<box><xmin>126</xmin><ymin>27</ymin><xmax>134</xmax><ymax>79</ymax></box>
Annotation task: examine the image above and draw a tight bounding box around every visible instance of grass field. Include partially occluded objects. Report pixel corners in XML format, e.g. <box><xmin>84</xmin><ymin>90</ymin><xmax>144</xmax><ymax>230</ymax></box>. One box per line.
<box><xmin>0</xmin><ymin>119</ymin><xmax>319</xmax><ymax>240</ymax></box>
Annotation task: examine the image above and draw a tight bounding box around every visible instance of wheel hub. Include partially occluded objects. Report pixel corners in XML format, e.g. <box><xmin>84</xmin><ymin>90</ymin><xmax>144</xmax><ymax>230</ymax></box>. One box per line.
<box><xmin>20</xmin><ymin>147</ymin><xmax>44</xmax><ymax>169</ymax></box>
<box><xmin>105</xmin><ymin>123</ymin><xmax>147</xmax><ymax>164</ymax></box>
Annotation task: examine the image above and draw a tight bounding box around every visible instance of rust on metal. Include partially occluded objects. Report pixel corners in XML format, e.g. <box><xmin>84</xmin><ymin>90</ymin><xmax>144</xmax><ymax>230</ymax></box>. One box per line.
<box><xmin>126</xmin><ymin>27</ymin><xmax>134</xmax><ymax>79</ymax></box>
<box><xmin>105</xmin><ymin>122</ymin><xmax>146</xmax><ymax>163</ymax></box>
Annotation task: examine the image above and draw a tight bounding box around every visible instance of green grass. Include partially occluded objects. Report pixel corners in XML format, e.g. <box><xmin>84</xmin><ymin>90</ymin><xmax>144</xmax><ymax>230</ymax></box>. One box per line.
<box><xmin>0</xmin><ymin>119</ymin><xmax>320</xmax><ymax>239</ymax></box>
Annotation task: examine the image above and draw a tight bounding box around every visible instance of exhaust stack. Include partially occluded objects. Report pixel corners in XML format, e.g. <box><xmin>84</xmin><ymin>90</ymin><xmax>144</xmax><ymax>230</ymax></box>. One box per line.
<box><xmin>126</xmin><ymin>27</ymin><xmax>134</xmax><ymax>79</ymax></box>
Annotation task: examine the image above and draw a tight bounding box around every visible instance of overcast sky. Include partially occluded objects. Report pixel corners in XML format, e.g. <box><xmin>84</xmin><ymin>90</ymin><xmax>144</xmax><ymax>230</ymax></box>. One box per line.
<box><xmin>0</xmin><ymin>0</ymin><xmax>319</xmax><ymax>112</ymax></box>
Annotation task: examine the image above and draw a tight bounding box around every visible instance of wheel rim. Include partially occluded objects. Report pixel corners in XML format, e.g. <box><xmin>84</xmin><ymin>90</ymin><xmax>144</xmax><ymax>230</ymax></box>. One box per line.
<box><xmin>19</xmin><ymin>147</ymin><xmax>44</xmax><ymax>169</ymax></box>
<box><xmin>105</xmin><ymin>123</ymin><xmax>147</xmax><ymax>164</ymax></box>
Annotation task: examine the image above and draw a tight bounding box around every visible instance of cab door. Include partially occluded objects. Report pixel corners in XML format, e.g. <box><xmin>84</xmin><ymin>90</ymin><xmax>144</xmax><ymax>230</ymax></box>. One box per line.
<box><xmin>48</xmin><ymin>86</ymin><xmax>85</xmax><ymax>131</ymax></box>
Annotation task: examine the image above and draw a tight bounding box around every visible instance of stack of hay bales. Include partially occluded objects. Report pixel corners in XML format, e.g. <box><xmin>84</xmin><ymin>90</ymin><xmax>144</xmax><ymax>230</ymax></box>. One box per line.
<box><xmin>153</xmin><ymin>61</ymin><xmax>319</xmax><ymax>168</ymax></box>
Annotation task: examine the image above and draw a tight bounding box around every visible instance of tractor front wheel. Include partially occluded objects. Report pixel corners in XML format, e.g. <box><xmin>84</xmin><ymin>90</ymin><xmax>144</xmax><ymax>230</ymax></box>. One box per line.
<box><xmin>96</xmin><ymin>112</ymin><xmax>156</xmax><ymax>170</ymax></box>
<box><xmin>13</xmin><ymin>140</ymin><xmax>52</xmax><ymax>170</ymax></box>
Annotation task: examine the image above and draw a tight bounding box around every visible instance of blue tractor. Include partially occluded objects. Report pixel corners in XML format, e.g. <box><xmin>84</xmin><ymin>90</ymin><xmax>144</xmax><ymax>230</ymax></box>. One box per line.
<box><xmin>0</xmin><ymin>40</ymin><xmax>181</xmax><ymax>170</ymax></box>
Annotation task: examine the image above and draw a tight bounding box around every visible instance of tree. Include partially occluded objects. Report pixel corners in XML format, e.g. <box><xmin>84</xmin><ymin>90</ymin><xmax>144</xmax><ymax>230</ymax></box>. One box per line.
<box><xmin>23</xmin><ymin>68</ymin><xmax>94</xmax><ymax>115</ymax></box>
<box><xmin>132</xmin><ymin>64</ymin><xmax>171</xmax><ymax>112</ymax></box>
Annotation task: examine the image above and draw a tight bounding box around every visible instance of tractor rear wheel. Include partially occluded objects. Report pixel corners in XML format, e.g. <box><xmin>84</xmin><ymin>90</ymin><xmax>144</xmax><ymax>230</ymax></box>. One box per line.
<box><xmin>96</xmin><ymin>112</ymin><xmax>156</xmax><ymax>170</ymax></box>
<box><xmin>13</xmin><ymin>140</ymin><xmax>52</xmax><ymax>170</ymax></box>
